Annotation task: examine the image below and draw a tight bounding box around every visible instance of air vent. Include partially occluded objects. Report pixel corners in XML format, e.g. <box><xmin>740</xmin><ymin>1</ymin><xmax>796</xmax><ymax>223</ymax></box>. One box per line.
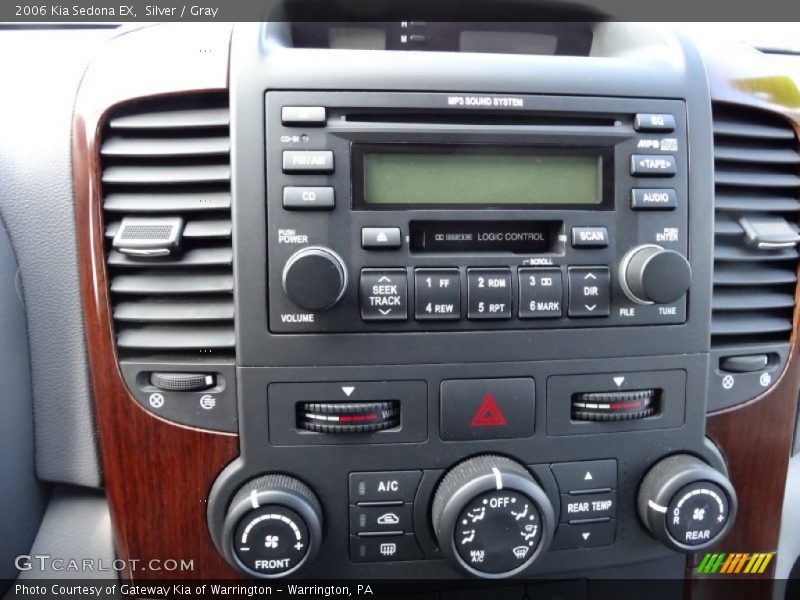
<box><xmin>711</xmin><ymin>103</ymin><xmax>800</xmax><ymax>347</ymax></box>
<box><xmin>100</xmin><ymin>95</ymin><xmax>234</xmax><ymax>358</ymax></box>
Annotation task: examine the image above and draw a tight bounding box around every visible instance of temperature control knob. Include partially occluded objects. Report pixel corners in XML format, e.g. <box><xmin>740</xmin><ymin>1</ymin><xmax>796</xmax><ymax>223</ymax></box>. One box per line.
<box><xmin>222</xmin><ymin>474</ymin><xmax>323</xmax><ymax>578</ymax></box>
<box><xmin>620</xmin><ymin>244</ymin><xmax>691</xmax><ymax>304</ymax></box>
<box><xmin>431</xmin><ymin>455</ymin><xmax>555</xmax><ymax>578</ymax></box>
<box><xmin>282</xmin><ymin>246</ymin><xmax>347</xmax><ymax>311</ymax></box>
<box><xmin>638</xmin><ymin>454</ymin><xmax>737</xmax><ymax>552</ymax></box>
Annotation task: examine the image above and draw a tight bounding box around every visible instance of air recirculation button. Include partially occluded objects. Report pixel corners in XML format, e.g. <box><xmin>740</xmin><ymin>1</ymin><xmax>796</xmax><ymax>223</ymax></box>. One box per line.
<box><xmin>297</xmin><ymin>401</ymin><xmax>400</xmax><ymax>433</ymax></box>
<box><xmin>571</xmin><ymin>389</ymin><xmax>657</xmax><ymax>421</ymax></box>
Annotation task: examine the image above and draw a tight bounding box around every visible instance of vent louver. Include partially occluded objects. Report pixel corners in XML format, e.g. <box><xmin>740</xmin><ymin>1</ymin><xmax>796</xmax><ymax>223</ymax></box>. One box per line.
<box><xmin>712</xmin><ymin>104</ymin><xmax>800</xmax><ymax>347</ymax></box>
<box><xmin>100</xmin><ymin>95</ymin><xmax>234</xmax><ymax>358</ymax></box>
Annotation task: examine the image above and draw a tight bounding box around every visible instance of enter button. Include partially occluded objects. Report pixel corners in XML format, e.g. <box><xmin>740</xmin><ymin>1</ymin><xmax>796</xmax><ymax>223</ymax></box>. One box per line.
<box><xmin>560</xmin><ymin>491</ymin><xmax>616</xmax><ymax>523</ymax></box>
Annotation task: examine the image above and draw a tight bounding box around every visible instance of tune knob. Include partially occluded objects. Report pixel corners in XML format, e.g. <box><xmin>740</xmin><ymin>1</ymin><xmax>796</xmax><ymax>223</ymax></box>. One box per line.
<box><xmin>638</xmin><ymin>454</ymin><xmax>737</xmax><ymax>552</ymax></box>
<box><xmin>431</xmin><ymin>455</ymin><xmax>555</xmax><ymax>578</ymax></box>
<box><xmin>620</xmin><ymin>244</ymin><xmax>691</xmax><ymax>304</ymax></box>
<box><xmin>282</xmin><ymin>246</ymin><xmax>347</xmax><ymax>311</ymax></box>
<box><xmin>222</xmin><ymin>474</ymin><xmax>323</xmax><ymax>578</ymax></box>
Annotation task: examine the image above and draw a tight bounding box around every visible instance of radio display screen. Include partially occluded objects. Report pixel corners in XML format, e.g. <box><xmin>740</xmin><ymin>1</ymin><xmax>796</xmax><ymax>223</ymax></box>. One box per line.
<box><xmin>355</xmin><ymin>145</ymin><xmax>604</xmax><ymax>208</ymax></box>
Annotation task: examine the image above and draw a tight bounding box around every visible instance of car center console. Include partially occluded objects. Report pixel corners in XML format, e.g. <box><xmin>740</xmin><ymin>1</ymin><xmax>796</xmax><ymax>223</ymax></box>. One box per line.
<box><xmin>74</xmin><ymin>21</ymin><xmax>800</xmax><ymax>587</ymax></box>
<box><xmin>204</xmin><ymin>22</ymin><xmax>735</xmax><ymax>580</ymax></box>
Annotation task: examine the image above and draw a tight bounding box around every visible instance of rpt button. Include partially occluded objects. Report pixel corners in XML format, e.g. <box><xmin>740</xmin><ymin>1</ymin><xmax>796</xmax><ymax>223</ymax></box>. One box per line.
<box><xmin>349</xmin><ymin>471</ymin><xmax>423</xmax><ymax>504</ymax></box>
<box><xmin>467</xmin><ymin>268</ymin><xmax>512</xmax><ymax>320</ymax></box>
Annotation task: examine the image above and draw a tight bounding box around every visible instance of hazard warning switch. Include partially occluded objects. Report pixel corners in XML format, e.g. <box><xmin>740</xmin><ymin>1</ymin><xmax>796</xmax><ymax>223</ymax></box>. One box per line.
<box><xmin>440</xmin><ymin>378</ymin><xmax>534</xmax><ymax>441</ymax></box>
<box><xmin>471</xmin><ymin>394</ymin><xmax>507</xmax><ymax>427</ymax></box>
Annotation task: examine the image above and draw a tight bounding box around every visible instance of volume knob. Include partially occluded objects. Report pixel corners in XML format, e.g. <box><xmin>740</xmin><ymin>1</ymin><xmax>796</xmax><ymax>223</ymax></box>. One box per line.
<box><xmin>621</xmin><ymin>245</ymin><xmax>691</xmax><ymax>304</ymax></box>
<box><xmin>282</xmin><ymin>246</ymin><xmax>347</xmax><ymax>311</ymax></box>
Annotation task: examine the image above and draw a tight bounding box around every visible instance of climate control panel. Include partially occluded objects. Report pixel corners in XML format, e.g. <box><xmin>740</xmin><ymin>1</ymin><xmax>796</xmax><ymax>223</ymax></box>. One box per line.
<box><xmin>212</xmin><ymin>453</ymin><xmax>735</xmax><ymax>579</ymax></box>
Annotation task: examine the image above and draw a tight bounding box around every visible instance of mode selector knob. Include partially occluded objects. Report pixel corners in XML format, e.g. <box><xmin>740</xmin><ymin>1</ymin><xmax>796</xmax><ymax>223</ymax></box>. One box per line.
<box><xmin>222</xmin><ymin>474</ymin><xmax>323</xmax><ymax>578</ymax></box>
<box><xmin>431</xmin><ymin>455</ymin><xmax>555</xmax><ymax>578</ymax></box>
<box><xmin>621</xmin><ymin>244</ymin><xmax>691</xmax><ymax>304</ymax></box>
<box><xmin>282</xmin><ymin>246</ymin><xmax>347</xmax><ymax>311</ymax></box>
<box><xmin>638</xmin><ymin>454</ymin><xmax>737</xmax><ymax>552</ymax></box>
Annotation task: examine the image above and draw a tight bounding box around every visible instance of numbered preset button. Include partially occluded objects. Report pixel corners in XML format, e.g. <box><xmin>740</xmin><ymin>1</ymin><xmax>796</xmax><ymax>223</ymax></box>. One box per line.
<box><xmin>518</xmin><ymin>268</ymin><xmax>563</xmax><ymax>319</ymax></box>
<box><xmin>415</xmin><ymin>269</ymin><xmax>461</xmax><ymax>321</ymax></box>
<box><xmin>467</xmin><ymin>268</ymin><xmax>512</xmax><ymax>320</ymax></box>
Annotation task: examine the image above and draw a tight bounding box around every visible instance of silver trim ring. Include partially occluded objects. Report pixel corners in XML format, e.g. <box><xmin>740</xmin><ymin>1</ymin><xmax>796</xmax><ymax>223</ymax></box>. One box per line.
<box><xmin>619</xmin><ymin>244</ymin><xmax>663</xmax><ymax>305</ymax></box>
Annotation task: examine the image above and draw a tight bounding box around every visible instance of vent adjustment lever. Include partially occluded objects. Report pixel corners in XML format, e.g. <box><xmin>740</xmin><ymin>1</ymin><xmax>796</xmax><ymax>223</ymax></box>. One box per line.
<box><xmin>112</xmin><ymin>216</ymin><xmax>184</xmax><ymax>257</ymax></box>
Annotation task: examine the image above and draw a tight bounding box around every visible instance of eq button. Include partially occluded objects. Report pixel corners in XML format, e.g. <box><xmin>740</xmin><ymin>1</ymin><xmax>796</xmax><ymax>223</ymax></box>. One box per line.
<box><xmin>568</xmin><ymin>267</ymin><xmax>610</xmax><ymax>318</ymax></box>
<box><xmin>634</xmin><ymin>113</ymin><xmax>675</xmax><ymax>132</ymax></box>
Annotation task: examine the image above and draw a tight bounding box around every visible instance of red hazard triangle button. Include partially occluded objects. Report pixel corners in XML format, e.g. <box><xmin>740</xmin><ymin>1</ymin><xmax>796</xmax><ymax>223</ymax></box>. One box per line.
<box><xmin>440</xmin><ymin>378</ymin><xmax>534</xmax><ymax>441</ymax></box>
<box><xmin>470</xmin><ymin>394</ymin><xmax>508</xmax><ymax>427</ymax></box>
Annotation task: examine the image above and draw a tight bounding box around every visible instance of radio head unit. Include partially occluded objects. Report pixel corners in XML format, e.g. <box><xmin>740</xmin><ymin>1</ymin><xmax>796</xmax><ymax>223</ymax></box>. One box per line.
<box><xmin>265</xmin><ymin>91</ymin><xmax>688</xmax><ymax>333</ymax></box>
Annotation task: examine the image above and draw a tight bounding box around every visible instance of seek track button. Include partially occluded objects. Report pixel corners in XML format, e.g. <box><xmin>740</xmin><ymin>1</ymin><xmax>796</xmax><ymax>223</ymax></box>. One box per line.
<box><xmin>360</xmin><ymin>269</ymin><xmax>408</xmax><ymax>321</ymax></box>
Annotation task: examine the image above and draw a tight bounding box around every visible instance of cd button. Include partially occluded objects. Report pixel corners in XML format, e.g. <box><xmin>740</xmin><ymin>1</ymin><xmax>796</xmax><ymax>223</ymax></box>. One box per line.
<box><xmin>415</xmin><ymin>269</ymin><xmax>460</xmax><ymax>320</ymax></box>
<box><xmin>518</xmin><ymin>268</ymin><xmax>562</xmax><ymax>319</ymax></box>
<box><xmin>282</xmin><ymin>186</ymin><xmax>335</xmax><ymax>210</ymax></box>
<box><xmin>467</xmin><ymin>268</ymin><xmax>512</xmax><ymax>320</ymax></box>
<box><xmin>360</xmin><ymin>269</ymin><xmax>408</xmax><ymax>321</ymax></box>
<box><xmin>568</xmin><ymin>267</ymin><xmax>610</xmax><ymax>318</ymax></box>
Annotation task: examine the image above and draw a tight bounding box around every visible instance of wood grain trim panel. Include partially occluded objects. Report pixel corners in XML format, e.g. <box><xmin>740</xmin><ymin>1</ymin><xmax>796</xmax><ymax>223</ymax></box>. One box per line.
<box><xmin>690</xmin><ymin>43</ymin><xmax>800</xmax><ymax>587</ymax></box>
<box><xmin>74</xmin><ymin>23</ymin><xmax>240</xmax><ymax>580</ymax></box>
